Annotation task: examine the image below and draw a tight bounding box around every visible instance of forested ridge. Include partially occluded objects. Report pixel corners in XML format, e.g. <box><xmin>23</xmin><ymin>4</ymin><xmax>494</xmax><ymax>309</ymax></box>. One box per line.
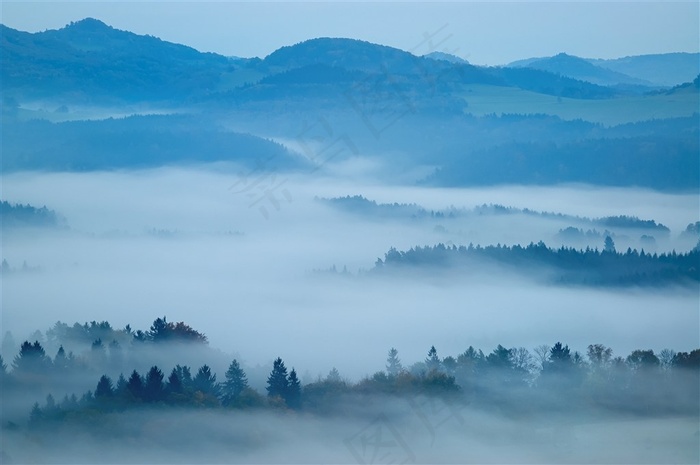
<box><xmin>372</xmin><ymin>241</ymin><xmax>700</xmax><ymax>286</ymax></box>
<box><xmin>1</xmin><ymin>317</ymin><xmax>698</xmax><ymax>434</ymax></box>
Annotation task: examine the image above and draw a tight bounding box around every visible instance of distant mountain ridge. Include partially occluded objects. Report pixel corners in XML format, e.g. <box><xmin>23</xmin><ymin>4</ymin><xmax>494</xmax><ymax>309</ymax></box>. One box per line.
<box><xmin>1</xmin><ymin>20</ymin><xmax>617</xmax><ymax>103</ymax></box>
<box><xmin>0</xmin><ymin>18</ymin><xmax>233</xmax><ymax>102</ymax></box>
<box><xmin>509</xmin><ymin>52</ymin><xmax>700</xmax><ymax>87</ymax></box>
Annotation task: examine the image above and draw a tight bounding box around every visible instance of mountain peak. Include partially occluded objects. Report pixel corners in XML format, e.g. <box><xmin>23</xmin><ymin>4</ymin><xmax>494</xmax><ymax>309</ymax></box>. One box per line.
<box><xmin>63</xmin><ymin>18</ymin><xmax>112</xmax><ymax>32</ymax></box>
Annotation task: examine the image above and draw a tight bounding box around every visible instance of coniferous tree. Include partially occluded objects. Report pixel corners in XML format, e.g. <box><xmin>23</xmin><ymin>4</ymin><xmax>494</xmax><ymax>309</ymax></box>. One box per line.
<box><xmin>29</xmin><ymin>402</ymin><xmax>43</xmax><ymax>427</ymax></box>
<box><xmin>126</xmin><ymin>370</ymin><xmax>144</xmax><ymax>400</ymax></box>
<box><xmin>286</xmin><ymin>369</ymin><xmax>302</xmax><ymax>409</ymax></box>
<box><xmin>266</xmin><ymin>357</ymin><xmax>289</xmax><ymax>399</ymax></box>
<box><xmin>167</xmin><ymin>368</ymin><xmax>183</xmax><ymax>395</ymax></box>
<box><xmin>222</xmin><ymin>359</ymin><xmax>248</xmax><ymax>405</ymax></box>
<box><xmin>174</xmin><ymin>365</ymin><xmax>193</xmax><ymax>391</ymax></box>
<box><xmin>148</xmin><ymin>317</ymin><xmax>170</xmax><ymax>342</ymax></box>
<box><xmin>144</xmin><ymin>366</ymin><xmax>166</xmax><ymax>402</ymax></box>
<box><xmin>326</xmin><ymin>367</ymin><xmax>342</xmax><ymax>383</ymax></box>
<box><xmin>53</xmin><ymin>346</ymin><xmax>68</xmax><ymax>372</ymax></box>
<box><xmin>426</xmin><ymin>346</ymin><xmax>441</xmax><ymax>372</ymax></box>
<box><xmin>115</xmin><ymin>373</ymin><xmax>127</xmax><ymax>397</ymax></box>
<box><xmin>95</xmin><ymin>375</ymin><xmax>114</xmax><ymax>399</ymax></box>
<box><xmin>193</xmin><ymin>365</ymin><xmax>219</xmax><ymax>397</ymax></box>
<box><xmin>386</xmin><ymin>348</ymin><xmax>403</xmax><ymax>377</ymax></box>
<box><xmin>12</xmin><ymin>341</ymin><xmax>52</xmax><ymax>381</ymax></box>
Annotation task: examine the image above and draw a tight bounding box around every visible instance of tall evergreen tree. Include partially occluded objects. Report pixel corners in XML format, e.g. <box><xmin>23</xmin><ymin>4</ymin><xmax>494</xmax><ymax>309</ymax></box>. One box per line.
<box><xmin>222</xmin><ymin>359</ymin><xmax>248</xmax><ymax>405</ymax></box>
<box><xmin>12</xmin><ymin>341</ymin><xmax>52</xmax><ymax>380</ymax></box>
<box><xmin>286</xmin><ymin>369</ymin><xmax>302</xmax><ymax>409</ymax></box>
<box><xmin>167</xmin><ymin>368</ymin><xmax>183</xmax><ymax>395</ymax></box>
<box><xmin>144</xmin><ymin>366</ymin><xmax>166</xmax><ymax>402</ymax></box>
<box><xmin>126</xmin><ymin>370</ymin><xmax>144</xmax><ymax>400</ymax></box>
<box><xmin>53</xmin><ymin>346</ymin><xmax>68</xmax><ymax>372</ymax></box>
<box><xmin>193</xmin><ymin>365</ymin><xmax>219</xmax><ymax>397</ymax></box>
<box><xmin>174</xmin><ymin>365</ymin><xmax>193</xmax><ymax>391</ymax></box>
<box><xmin>266</xmin><ymin>357</ymin><xmax>289</xmax><ymax>399</ymax></box>
<box><xmin>95</xmin><ymin>375</ymin><xmax>114</xmax><ymax>399</ymax></box>
<box><xmin>386</xmin><ymin>348</ymin><xmax>403</xmax><ymax>376</ymax></box>
<box><xmin>426</xmin><ymin>346</ymin><xmax>441</xmax><ymax>372</ymax></box>
<box><xmin>115</xmin><ymin>373</ymin><xmax>128</xmax><ymax>396</ymax></box>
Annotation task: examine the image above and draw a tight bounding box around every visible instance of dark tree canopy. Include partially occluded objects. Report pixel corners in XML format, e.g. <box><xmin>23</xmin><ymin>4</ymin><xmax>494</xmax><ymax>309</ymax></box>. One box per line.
<box><xmin>266</xmin><ymin>357</ymin><xmax>289</xmax><ymax>399</ymax></box>
<box><xmin>222</xmin><ymin>359</ymin><xmax>248</xmax><ymax>405</ymax></box>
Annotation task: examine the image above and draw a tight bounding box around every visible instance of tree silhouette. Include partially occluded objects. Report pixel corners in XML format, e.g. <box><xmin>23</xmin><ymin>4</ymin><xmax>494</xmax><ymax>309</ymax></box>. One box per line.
<box><xmin>144</xmin><ymin>366</ymin><xmax>166</xmax><ymax>402</ymax></box>
<box><xmin>222</xmin><ymin>359</ymin><xmax>248</xmax><ymax>406</ymax></box>
<box><xmin>167</xmin><ymin>368</ymin><xmax>183</xmax><ymax>394</ymax></box>
<box><xmin>126</xmin><ymin>370</ymin><xmax>144</xmax><ymax>400</ymax></box>
<box><xmin>173</xmin><ymin>365</ymin><xmax>193</xmax><ymax>391</ymax></box>
<box><xmin>12</xmin><ymin>341</ymin><xmax>52</xmax><ymax>382</ymax></box>
<box><xmin>286</xmin><ymin>369</ymin><xmax>302</xmax><ymax>409</ymax></box>
<box><xmin>386</xmin><ymin>348</ymin><xmax>403</xmax><ymax>376</ymax></box>
<box><xmin>603</xmin><ymin>235</ymin><xmax>616</xmax><ymax>253</ymax></box>
<box><xmin>426</xmin><ymin>346</ymin><xmax>441</xmax><ymax>372</ymax></box>
<box><xmin>95</xmin><ymin>375</ymin><xmax>114</xmax><ymax>399</ymax></box>
<box><xmin>193</xmin><ymin>365</ymin><xmax>219</xmax><ymax>397</ymax></box>
<box><xmin>266</xmin><ymin>357</ymin><xmax>289</xmax><ymax>399</ymax></box>
<box><xmin>626</xmin><ymin>350</ymin><xmax>660</xmax><ymax>371</ymax></box>
<box><xmin>326</xmin><ymin>367</ymin><xmax>342</xmax><ymax>383</ymax></box>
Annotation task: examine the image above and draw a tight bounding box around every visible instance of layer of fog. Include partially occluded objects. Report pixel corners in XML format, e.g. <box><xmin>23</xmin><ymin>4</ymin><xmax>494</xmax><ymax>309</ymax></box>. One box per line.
<box><xmin>3</xmin><ymin>399</ymin><xmax>698</xmax><ymax>464</ymax></box>
<box><xmin>2</xmin><ymin>167</ymin><xmax>699</xmax><ymax>382</ymax></box>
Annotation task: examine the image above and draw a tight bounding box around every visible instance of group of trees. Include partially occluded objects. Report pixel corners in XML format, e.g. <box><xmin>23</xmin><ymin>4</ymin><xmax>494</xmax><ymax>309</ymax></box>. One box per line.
<box><xmin>0</xmin><ymin>318</ymin><xmax>209</xmax><ymax>391</ymax></box>
<box><xmin>0</xmin><ymin>200</ymin><xmax>63</xmax><ymax>229</ymax></box>
<box><xmin>374</xmin><ymin>241</ymin><xmax>700</xmax><ymax>286</ymax></box>
<box><xmin>18</xmin><ymin>340</ymin><xmax>700</xmax><ymax>430</ymax></box>
<box><xmin>323</xmin><ymin>196</ymin><xmax>672</xmax><ymax>235</ymax></box>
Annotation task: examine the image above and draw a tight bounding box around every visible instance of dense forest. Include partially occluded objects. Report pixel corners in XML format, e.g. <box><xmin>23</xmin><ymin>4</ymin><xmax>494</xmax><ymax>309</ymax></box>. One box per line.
<box><xmin>1</xmin><ymin>317</ymin><xmax>698</xmax><ymax>437</ymax></box>
<box><xmin>321</xmin><ymin>195</ymin><xmax>672</xmax><ymax>234</ymax></box>
<box><xmin>372</xmin><ymin>241</ymin><xmax>700</xmax><ymax>286</ymax></box>
<box><xmin>0</xmin><ymin>200</ymin><xmax>64</xmax><ymax>229</ymax></box>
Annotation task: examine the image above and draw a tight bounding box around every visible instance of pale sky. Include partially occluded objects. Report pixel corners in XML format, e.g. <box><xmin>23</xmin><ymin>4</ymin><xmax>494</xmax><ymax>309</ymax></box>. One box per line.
<box><xmin>1</xmin><ymin>1</ymin><xmax>698</xmax><ymax>65</ymax></box>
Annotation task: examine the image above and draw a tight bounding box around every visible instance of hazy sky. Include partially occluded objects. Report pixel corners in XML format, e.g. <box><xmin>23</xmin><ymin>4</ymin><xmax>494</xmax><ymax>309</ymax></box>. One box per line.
<box><xmin>2</xmin><ymin>1</ymin><xmax>698</xmax><ymax>65</ymax></box>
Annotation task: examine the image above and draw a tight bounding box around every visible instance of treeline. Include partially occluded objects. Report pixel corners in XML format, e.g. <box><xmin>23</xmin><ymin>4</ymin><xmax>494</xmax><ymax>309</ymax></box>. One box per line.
<box><xmin>0</xmin><ymin>317</ymin><xmax>208</xmax><ymax>394</ymax></box>
<box><xmin>373</xmin><ymin>241</ymin><xmax>700</xmax><ymax>286</ymax></box>
<box><xmin>11</xmin><ymin>340</ymin><xmax>700</xmax><ymax>431</ymax></box>
<box><xmin>0</xmin><ymin>200</ymin><xmax>63</xmax><ymax>229</ymax></box>
<box><xmin>321</xmin><ymin>196</ymin><xmax>672</xmax><ymax>234</ymax></box>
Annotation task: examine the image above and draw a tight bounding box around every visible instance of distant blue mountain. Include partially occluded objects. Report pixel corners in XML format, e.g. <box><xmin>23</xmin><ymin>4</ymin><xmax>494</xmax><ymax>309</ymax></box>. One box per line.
<box><xmin>0</xmin><ymin>18</ymin><xmax>234</xmax><ymax>102</ymax></box>
<box><xmin>1</xmin><ymin>22</ymin><xmax>617</xmax><ymax>103</ymax></box>
<box><xmin>509</xmin><ymin>52</ymin><xmax>700</xmax><ymax>87</ymax></box>
<box><xmin>507</xmin><ymin>52</ymin><xmax>655</xmax><ymax>88</ymax></box>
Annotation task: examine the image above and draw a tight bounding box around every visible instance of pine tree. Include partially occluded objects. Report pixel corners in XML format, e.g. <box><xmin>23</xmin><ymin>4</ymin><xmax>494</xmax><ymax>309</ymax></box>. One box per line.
<box><xmin>426</xmin><ymin>345</ymin><xmax>441</xmax><ymax>372</ymax></box>
<box><xmin>326</xmin><ymin>367</ymin><xmax>342</xmax><ymax>383</ymax></box>
<box><xmin>222</xmin><ymin>359</ymin><xmax>248</xmax><ymax>405</ymax></box>
<box><xmin>126</xmin><ymin>370</ymin><xmax>144</xmax><ymax>400</ymax></box>
<box><xmin>193</xmin><ymin>365</ymin><xmax>219</xmax><ymax>397</ymax></box>
<box><xmin>174</xmin><ymin>365</ymin><xmax>193</xmax><ymax>391</ymax></box>
<box><xmin>29</xmin><ymin>402</ymin><xmax>43</xmax><ymax>427</ymax></box>
<box><xmin>53</xmin><ymin>346</ymin><xmax>68</xmax><ymax>372</ymax></box>
<box><xmin>12</xmin><ymin>340</ymin><xmax>52</xmax><ymax>380</ymax></box>
<box><xmin>286</xmin><ymin>369</ymin><xmax>301</xmax><ymax>409</ymax></box>
<box><xmin>115</xmin><ymin>373</ymin><xmax>128</xmax><ymax>396</ymax></box>
<box><xmin>266</xmin><ymin>357</ymin><xmax>289</xmax><ymax>399</ymax></box>
<box><xmin>95</xmin><ymin>375</ymin><xmax>114</xmax><ymax>399</ymax></box>
<box><xmin>144</xmin><ymin>366</ymin><xmax>166</xmax><ymax>402</ymax></box>
<box><xmin>167</xmin><ymin>368</ymin><xmax>183</xmax><ymax>394</ymax></box>
<box><xmin>386</xmin><ymin>348</ymin><xmax>403</xmax><ymax>376</ymax></box>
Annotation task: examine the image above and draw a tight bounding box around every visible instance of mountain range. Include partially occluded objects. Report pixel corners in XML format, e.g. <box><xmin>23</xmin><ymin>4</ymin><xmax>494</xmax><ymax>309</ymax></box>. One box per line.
<box><xmin>508</xmin><ymin>52</ymin><xmax>699</xmax><ymax>88</ymax></box>
<box><xmin>1</xmin><ymin>18</ymin><xmax>698</xmax><ymax>190</ymax></box>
